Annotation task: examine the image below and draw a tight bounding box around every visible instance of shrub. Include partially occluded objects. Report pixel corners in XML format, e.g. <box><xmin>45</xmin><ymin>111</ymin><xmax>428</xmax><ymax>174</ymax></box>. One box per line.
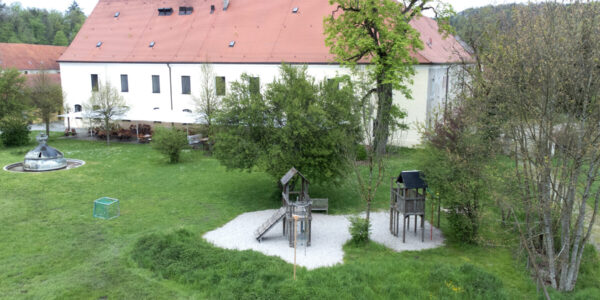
<box><xmin>152</xmin><ymin>127</ymin><xmax>188</xmax><ymax>163</ymax></box>
<box><xmin>348</xmin><ymin>216</ymin><xmax>370</xmax><ymax>244</ymax></box>
<box><xmin>355</xmin><ymin>144</ymin><xmax>367</xmax><ymax>161</ymax></box>
<box><xmin>0</xmin><ymin>114</ymin><xmax>30</xmax><ymax>147</ymax></box>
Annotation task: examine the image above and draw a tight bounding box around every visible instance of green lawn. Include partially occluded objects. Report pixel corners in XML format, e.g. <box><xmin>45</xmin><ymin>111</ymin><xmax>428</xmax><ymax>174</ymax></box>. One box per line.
<box><xmin>0</xmin><ymin>135</ymin><xmax>597</xmax><ymax>299</ymax></box>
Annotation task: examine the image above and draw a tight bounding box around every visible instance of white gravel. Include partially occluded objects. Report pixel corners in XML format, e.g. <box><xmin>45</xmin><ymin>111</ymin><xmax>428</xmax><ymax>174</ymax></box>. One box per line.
<box><xmin>203</xmin><ymin>209</ymin><xmax>444</xmax><ymax>270</ymax></box>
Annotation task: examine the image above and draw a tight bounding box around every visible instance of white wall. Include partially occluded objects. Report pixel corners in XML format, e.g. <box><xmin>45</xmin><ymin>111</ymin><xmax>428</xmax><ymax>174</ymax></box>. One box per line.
<box><xmin>59</xmin><ymin>62</ymin><xmax>433</xmax><ymax>147</ymax></box>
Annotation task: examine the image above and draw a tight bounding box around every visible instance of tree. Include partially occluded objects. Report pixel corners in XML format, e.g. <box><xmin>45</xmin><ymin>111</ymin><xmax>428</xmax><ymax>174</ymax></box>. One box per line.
<box><xmin>214</xmin><ymin>64</ymin><xmax>361</xmax><ymax>184</ymax></box>
<box><xmin>152</xmin><ymin>127</ymin><xmax>188</xmax><ymax>163</ymax></box>
<box><xmin>65</xmin><ymin>1</ymin><xmax>85</xmax><ymax>41</ymax></box>
<box><xmin>324</xmin><ymin>0</ymin><xmax>453</xmax><ymax>154</ymax></box>
<box><xmin>86</xmin><ymin>82</ymin><xmax>128</xmax><ymax>145</ymax></box>
<box><xmin>0</xmin><ymin>67</ymin><xmax>28</xmax><ymax>119</ymax></box>
<box><xmin>52</xmin><ymin>30</ymin><xmax>68</xmax><ymax>46</ymax></box>
<box><xmin>29</xmin><ymin>72</ymin><xmax>63</xmax><ymax>136</ymax></box>
<box><xmin>193</xmin><ymin>64</ymin><xmax>221</xmax><ymax>152</ymax></box>
<box><xmin>471</xmin><ymin>1</ymin><xmax>600</xmax><ymax>292</ymax></box>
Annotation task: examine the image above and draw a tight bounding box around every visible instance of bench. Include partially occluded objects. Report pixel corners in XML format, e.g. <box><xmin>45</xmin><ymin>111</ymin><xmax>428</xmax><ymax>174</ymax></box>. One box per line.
<box><xmin>311</xmin><ymin>198</ymin><xmax>329</xmax><ymax>214</ymax></box>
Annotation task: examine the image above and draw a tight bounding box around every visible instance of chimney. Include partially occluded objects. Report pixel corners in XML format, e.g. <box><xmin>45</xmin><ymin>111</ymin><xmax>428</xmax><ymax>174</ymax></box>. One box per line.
<box><xmin>223</xmin><ymin>0</ymin><xmax>230</xmax><ymax>11</ymax></box>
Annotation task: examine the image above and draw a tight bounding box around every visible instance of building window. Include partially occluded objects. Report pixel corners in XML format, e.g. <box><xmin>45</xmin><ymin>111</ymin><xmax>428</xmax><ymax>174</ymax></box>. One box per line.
<box><xmin>179</xmin><ymin>6</ymin><xmax>193</xmax><ymax>15</ymax></box>
<box><xmin>120</xmin><ymin>74</ymin><xmax>129</xmax><ymax>92</ymax></box>
<box><xmin>91</xmin><ymin>74</ymin><xmax>98</xmax><ymax>91</ymax></box>
<box><xmin>152</xmin><ymin>75</ymin><xmax>160</xmax><ymax>93</ymax></box>
<box><xmin>74</xmin><ymin>104</ymin><xmax>82</xmax><ymax>112</ymax></box>
<box><xmin>181</xmin><ymin>76</ymin><xmax>191</xmax><ymax>94</ymax></box>
<box><xmin>215</xmin><ymin>76</ymin><xmax>226</xmax><ymax>96</ymax></box>
<box><xmin>249</xmin><ymin>76</ymin><xmax>260</xmax><ymax>95</ymax></box>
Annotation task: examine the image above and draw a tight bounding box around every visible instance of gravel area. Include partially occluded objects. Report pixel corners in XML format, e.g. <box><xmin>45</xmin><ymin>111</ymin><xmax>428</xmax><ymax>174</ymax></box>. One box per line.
<box><xmin>203</xmin><ymin>209</ymin><xmax>444</xmax><ymax>270</ymax></box>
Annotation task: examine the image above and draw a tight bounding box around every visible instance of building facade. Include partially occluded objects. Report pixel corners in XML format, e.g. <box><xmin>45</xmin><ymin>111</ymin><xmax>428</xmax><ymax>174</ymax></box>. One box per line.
<box><xmin>59</xmin><ymin>0</ymin><xmax>469</xmax><ymax>147</ymax></box>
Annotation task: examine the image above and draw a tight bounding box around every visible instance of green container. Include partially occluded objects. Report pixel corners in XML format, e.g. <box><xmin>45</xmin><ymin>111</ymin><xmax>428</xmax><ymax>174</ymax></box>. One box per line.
<box><xmin>93</xmin><ymin>197</ymin><xmax>120</xmax><ymax>220</ymax></box>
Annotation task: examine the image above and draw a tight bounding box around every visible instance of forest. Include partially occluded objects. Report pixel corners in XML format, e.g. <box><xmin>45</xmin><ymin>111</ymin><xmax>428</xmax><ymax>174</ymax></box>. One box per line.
<box><xmin>0</xmin><ymin>1</ymin><xmax>86</xmax><ymax>46</ymax></box>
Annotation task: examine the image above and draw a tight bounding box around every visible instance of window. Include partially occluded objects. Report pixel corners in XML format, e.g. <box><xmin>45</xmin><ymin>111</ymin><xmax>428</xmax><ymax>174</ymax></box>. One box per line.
<box><xmin>181</xmin><ymin>76</ymin><xmax>191</xmax><ymax>94</ymax></box>
<box><xmin>215</xmin><ymin>76</ymin><xmax>226</xmax><ymax>96</ymax></box>
<box><xmin>91</xmin><ymin>74</ymin><xmax>98</xmax><ymax>91</ymax></box>
<box><xmin>158</xmin><ymin>7</ymin><xmax>173</xmax><ymax>16</ymax></box>
<box><xmin>74</xmin><ymin>104</ymin><xmax>82</xmax><ymax>112</ymax></box>
<box><xmin>179</xmin><ymin>6</ymin><xmax>193</xmax><ymax>15</ymax></box>
<box><xmin>249</xmin><ymin>77</ymin><xmax>260</xmax><ymax>95</ymax></box>
<box><xmin>152</xmin><ymin>75</ymin><xmax>160</xmax><ymax>93</ymax></box>
<box><xmin>120</xmin><ymin>74</ymin><xmax>129</xmax><ymax>92</ymax></box>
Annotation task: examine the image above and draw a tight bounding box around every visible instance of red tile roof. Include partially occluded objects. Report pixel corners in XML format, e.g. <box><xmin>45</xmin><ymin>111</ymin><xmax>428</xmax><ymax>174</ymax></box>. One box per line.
<box><xmin>0</xmin><ymin>43</ymin><xmax>66</xmax><ymax>70</ymax></box>
<box><xmin>60</xmin><ymin>0</ymin><xmax>469</xmax><ymax>64</ymax></box>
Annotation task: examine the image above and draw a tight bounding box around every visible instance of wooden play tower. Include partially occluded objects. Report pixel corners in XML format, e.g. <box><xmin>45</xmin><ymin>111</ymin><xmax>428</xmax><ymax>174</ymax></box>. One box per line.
<box><xmin>390</xmin><ymin>171</ymin><xmax>427</xmax><ymax>242</ymax></box>
<box><xmin>255</xmin><ymin>167</ymin><xmax>312</xmax><ymax>247</ymax></box>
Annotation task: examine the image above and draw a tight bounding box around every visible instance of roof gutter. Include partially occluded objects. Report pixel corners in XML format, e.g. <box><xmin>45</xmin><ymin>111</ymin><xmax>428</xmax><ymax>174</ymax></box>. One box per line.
<box><xmin>167</xmin><ymin>63</ymin><xmax>173</xmax><ymax>110</ymax></box>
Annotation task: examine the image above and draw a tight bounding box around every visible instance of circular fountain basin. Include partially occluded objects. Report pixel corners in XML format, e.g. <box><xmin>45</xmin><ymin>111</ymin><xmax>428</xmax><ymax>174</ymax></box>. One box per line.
<box><xmin>4</xmin><ymin>159</ymin><xmax>85</xmax><ymax>173</ymax></box>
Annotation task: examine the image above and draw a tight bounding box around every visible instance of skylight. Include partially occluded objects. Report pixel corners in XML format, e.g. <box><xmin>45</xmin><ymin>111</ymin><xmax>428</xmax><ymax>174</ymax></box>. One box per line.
<box><xmin>158</xmin><ymin>7</ymin><xmax>173</xmax><ymax>16</ymax></box>
<box><xmin>114</xmin><ymin>12</ymin><xmax>120</xmax><ymax>17</ymax></box>
<box><xmin>149</xmin><ymin>41</ymin><xmax>155</xmax><ymax>48</ymax></box>
<box><xmin>292</xmin><ymin>7</ymin><xmax>299</xmax><ymax>13</ymax></box>
<box><xmin>179</xmin><ymin>6</ymin><xmax>193</xmax><ymax>15</ymax></box>
<box><xmin>96</xmin><ymin>41</ymin><xmax>102</xmax><ymax>47</ymax></box>
<box><xmin>229</xmin><ymin>41</ymin><xmax>235</xmax><ymax>47</ymax></box>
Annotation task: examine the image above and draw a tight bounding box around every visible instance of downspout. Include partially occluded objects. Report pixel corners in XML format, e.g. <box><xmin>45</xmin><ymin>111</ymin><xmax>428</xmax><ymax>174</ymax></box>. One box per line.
<box><xmin>167</xmin><ymin>63</ymin><xmax>173</xmax><ymax>110</ymax></box>
<box><xmin>443</xmin><ymin>65</ymin><xmax>451</xmax><ymax>124</ymax></box>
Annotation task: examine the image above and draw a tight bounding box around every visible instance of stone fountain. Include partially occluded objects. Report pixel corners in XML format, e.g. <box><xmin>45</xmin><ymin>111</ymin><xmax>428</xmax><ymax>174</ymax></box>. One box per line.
<box><xmin>3</xmin><ymin>134</ymin><xmax>84</xmax><ymax>172</ymax></box>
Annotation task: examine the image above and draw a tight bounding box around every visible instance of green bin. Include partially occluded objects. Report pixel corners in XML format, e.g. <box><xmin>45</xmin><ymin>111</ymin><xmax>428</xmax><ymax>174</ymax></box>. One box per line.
<box><xmin>93</xmin><ymin>197</ymin><xmax>120</xmax><ymax>219</ymax></box>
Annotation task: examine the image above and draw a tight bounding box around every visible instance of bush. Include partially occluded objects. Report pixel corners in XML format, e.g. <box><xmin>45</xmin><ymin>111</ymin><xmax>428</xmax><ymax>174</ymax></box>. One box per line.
<box><xmin>349</xmin><ymin>216</ymin><xmax>370</xmax><ymax>244</ymax></box>
<box><xmin>152</xmin><ymin>127</ymin><xmax>188</xmax><ymax>163</ymax></box>
<box><xmin>355</xmin><ymin>144</ymin><xmax>367</xmax><ymax>161</ymax></box>
<box><xmin>0</xmin><ymin>114</ymin><xmax>30</xmax><ymax>147</ymax></box>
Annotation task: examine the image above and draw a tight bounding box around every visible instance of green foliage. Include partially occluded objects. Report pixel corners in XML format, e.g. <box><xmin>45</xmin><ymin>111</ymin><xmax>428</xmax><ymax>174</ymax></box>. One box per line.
<box><xmin>0</xmin><ymin>67</ymin><xmax>28</xmax><ymax>120</ymax></box>
<box><xmin>152</xmin><ymin>127</ymin><xmax>188</xmax><ymax>163</ymax></box>
<box><xmin>0</xmin><ymin>114</ymin><xmax>30</xmax><ymax>146</ymax></box>
<box><xmin>29</xmin><ymin>72</ymin><xmax>63</xmax><ymax>136</ymax></box>
<box><xmin>86</xmin><ymin>82</ymin><xmax>128</xmax><ymax>145</ymax></box>
<box><xmin>419</xmin><ymin>106</ymin><xmax>489</xmax><ymax>244</ymax></box>
<box><xmin>355</xmin><ymin>144</ymin><xmax>367</xmax><ymax>161</ymax></box>
<box><xmin>215</xmin><ymin>64</ymin><xmax>361</xmax><ymax>184</ymax></box>
<box><xmin>429</xmin><ymin>263</ymin><xmax>506</xmax><ymax>299</ymax></box>
<box><xmin>52</xmin><ymin>30</ymin><xmax>68</xmax><ymax>46</ymax></box>
<box><xmin>0</xmin><ymin>1</ymin><xmax>86</xmax><ymax>45</ymax></box>
<box><xmin>348</xmin><ymin>216</ymin><xmax>371</xmax><ymax>244</ymax></box>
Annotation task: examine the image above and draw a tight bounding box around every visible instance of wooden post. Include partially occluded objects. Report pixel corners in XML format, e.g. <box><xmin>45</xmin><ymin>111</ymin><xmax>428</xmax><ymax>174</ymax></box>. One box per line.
<box><xmin>293</xmin><ymin>215</ymin><xmax>298</xmax><ymax>280</ymax></box>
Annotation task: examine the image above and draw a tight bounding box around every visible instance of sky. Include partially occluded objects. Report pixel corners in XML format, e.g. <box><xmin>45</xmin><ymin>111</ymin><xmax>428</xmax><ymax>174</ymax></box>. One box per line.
<box><xmin>1</xmin><ymin>0</ymin><xmax>544</xmax><ymax>16</ymax></box>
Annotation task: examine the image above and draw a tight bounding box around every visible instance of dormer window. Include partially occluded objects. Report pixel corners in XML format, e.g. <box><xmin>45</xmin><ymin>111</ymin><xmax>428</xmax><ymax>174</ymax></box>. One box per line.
<box><xmin>179</xmin><ymin>6</ymin><xmax>193</xmax><ymax>15</ymax></box>
<box><xmin>158</xmin><ymin>7</ymin><xmax>173</xmax><ymax>16</ymax></box>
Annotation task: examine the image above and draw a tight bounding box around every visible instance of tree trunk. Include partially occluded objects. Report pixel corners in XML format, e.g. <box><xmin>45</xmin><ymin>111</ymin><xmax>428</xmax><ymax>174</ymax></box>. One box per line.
<box><xmin>373</xmin><ymin>80</ymin><xmax>393</xmax><ymax>155</ymax></box>
<box><xmin>45</xmin><ymin>117</ymin><xmax>50</xmax><ymax>137</ymax></box>
<box><xmin>105</xmin><ymin>118</ymin><xmax>110</xmax><ymax>145</ymax></box>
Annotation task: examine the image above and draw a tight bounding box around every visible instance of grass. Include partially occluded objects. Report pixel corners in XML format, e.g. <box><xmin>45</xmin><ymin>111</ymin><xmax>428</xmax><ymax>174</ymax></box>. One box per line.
<box><xmin>0</xmin><ymin>133</ymin><xmax>597</xmax><ymax>299</ymax></box>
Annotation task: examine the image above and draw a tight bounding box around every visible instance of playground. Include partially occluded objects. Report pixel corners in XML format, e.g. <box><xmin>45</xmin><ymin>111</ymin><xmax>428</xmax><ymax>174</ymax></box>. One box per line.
<box><xmin>204</xmin><ymin>210</ymin><xmax>444</xmax><ymax>269</ymax></box>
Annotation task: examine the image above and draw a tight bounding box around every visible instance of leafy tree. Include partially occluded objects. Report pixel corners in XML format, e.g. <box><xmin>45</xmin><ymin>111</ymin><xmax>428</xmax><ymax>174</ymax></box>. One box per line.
<box><xmin>0</xmin><ymin>67</ymin><xmax>28</xmax><ymax>119</ymax></box>
<box><xmin>152</xmin><ymin>127</ymin><xmax>188</xmax><ymax>163</ymax></box>
<box><xmin>65</xmin><ymin>1</ymin><xmax>85</xmax><ymax>41</ymax></box>
<box><xmin>193</xmin><ymin>64</ymin><xmax>221</xmax><ymax>152</ymax></box>
<box><xmin>469</xmin><ymin>1</ymin><xmax>600</xmax><ymax>293</ymax></box>
<box><xmin>214</xmin><ymin>64</ymin><xmax>361</xmax><ymax>184</ymax></box>
<box><xmin>29</xmin><ymin>72</ymin><xmax>63</xmax><ymax>136</ymax></box>
<box><xmin>85</xmin><ymin>82</ymin><xmax>128</xmax><ymax>145</ymax></box>
<box><xmin>52</xmin><ymin>30</ymin><xmax>68</xmax><ymax>46</ymax></box>
<box><xmin>324</xmin><ymin>0</ymin><xmax>453</xmax><ymax>154</ymax></box>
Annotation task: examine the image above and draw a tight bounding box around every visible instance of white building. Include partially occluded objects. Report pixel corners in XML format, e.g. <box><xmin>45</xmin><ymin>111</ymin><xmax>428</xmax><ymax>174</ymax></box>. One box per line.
<box><xmin>59</xmin><ymin>0</ymin><xmax>469</xmax><ymax>147</ymax></box>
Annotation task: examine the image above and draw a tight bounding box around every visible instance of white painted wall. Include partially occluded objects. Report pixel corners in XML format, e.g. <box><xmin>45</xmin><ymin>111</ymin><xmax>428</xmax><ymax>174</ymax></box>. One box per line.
<box><xmin>59</xmin><ymin>62</ymin><xmax>434</xmax><ymax>147</ymax></box>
